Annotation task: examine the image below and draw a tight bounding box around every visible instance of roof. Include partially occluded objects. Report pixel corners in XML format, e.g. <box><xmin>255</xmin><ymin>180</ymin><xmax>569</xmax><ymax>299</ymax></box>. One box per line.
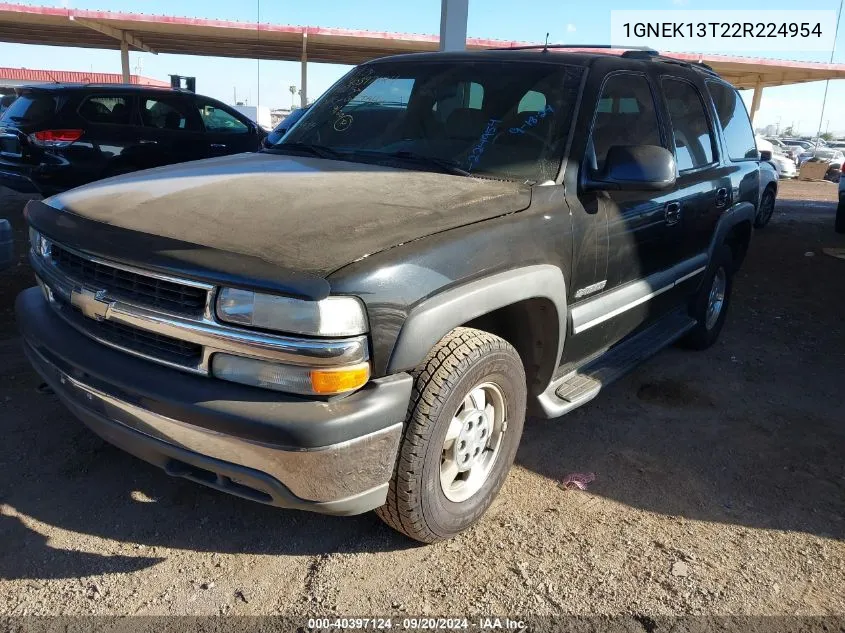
<box><xmin>0</xmin><ymin>66</ymin><xmax>170</xmax><ymax>87</ymax></box>
<box><xmin>1</xmin><ymin>3</ymin><xmax>845</xmax><ymax>89</ymax></box>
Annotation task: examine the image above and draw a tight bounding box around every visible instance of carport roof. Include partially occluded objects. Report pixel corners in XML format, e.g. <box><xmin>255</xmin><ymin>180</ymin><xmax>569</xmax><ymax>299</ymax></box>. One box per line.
<box><xmin>2</xmin><ymin>3</ymin><xmax>845</xmax><ymax>89</ymax></box>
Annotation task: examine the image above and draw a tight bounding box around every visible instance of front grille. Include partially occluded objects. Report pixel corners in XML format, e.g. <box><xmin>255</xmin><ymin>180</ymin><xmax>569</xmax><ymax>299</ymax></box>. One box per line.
<box><xmin>61</xmin><ymin>298</ymin><xmax>203</xmax><ymax>367</ymax></box>
<box><xmin>50</xmin><ymin>244</ymin><xmax>208</xmax><ymax>315</ymax></box>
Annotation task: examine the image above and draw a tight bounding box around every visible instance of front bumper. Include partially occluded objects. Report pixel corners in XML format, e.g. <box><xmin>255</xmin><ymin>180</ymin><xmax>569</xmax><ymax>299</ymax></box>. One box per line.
<box><xmin>17</xmin><ymin>287</ymin><xmax>412</xmax><ymax>515</ymax></box>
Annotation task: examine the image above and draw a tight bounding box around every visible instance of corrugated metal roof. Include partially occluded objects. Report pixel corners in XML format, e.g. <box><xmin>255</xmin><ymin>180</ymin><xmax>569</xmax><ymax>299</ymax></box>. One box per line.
<box><xmin>0</xmin><ymin>66</ymin><xmax>170</xmax><ymax>86</ymax></box>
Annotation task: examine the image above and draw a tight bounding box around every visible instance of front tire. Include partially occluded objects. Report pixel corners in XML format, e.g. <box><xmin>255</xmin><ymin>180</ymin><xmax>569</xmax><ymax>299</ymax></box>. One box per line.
<box><xmin>375</xmin><ymin>327</ymin><xmax>526</xmax><ymax>543</ymax></box>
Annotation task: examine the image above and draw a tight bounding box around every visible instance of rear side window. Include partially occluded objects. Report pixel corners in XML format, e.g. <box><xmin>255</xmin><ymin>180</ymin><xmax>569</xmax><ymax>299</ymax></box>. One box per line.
<box><xmin>0</xmin><ymin>93</ymin><xmax>56</xmax><ymax>124</ymax></box>
<box><xmin>589</xmin><ymin>73</ymin><xmax>662</xmax><ymax>171</ymax></box>
<box><xmin>78</xmin><ymin>96</ymin><xmax>131</xmax><ymax>125</ymax></box>
<box><xmin>142</xmin><ymin>98</ymin><xmax>200</xmax><ymax>131</ymax></box>
<box><xmin>707</xmin><ymin>81</ymin><xmax>758</xmax><ymax>161</ymax></box>
<box><xmin>196</xmin><ymin>101</ymin><xmax>249</xmax><ymax>134</ymax></box>
<box><xmin>661</xmin><ymin>78</ymin><xmax>716</xmax><ymax>172</ymax></box>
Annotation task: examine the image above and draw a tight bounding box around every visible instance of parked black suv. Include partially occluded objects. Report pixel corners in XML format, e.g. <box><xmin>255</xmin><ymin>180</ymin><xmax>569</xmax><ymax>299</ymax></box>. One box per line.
<box><xmin>0</xmin><ymin>84</ymin><xmax>263</xmax><ymax>196</ymax></box>
<box><xmin>17</xmin><ymin>48</ymin><xmax>759</xmax><ymax>543</ymax></box>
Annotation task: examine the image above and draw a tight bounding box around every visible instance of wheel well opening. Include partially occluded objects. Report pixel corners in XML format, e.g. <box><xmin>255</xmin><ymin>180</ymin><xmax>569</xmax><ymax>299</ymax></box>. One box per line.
<box><xmin>462</xmin><ymin>298</ymin><xmax>559</xmax><ymax>396</ymax></box>
<box><xmin>725</xmin><ymin>221</ymin><xmax>752</xmax><ymax>270</ymax></box>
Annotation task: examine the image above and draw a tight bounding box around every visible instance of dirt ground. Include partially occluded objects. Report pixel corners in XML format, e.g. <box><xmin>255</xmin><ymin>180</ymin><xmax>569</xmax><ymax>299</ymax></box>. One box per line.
<box><xmin>0</xmin><ymin>179</ymin><xmax>843</xmax><ymax>620</ymax></box>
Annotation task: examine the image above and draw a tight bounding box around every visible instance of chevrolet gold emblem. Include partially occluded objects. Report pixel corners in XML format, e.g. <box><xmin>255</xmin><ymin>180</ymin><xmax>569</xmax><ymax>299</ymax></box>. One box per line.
<box><xmin>70</xmin><ymin>288</ymin><xmax>112</xmax><ymax>321</ymax></box>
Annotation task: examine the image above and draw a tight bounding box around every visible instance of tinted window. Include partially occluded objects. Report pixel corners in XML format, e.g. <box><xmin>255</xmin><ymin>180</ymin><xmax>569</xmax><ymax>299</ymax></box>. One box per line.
<box><xmin>285</xmin><ymin>62</ymin><xmax>582</xmax><ymax>182</ymax></box>
<box><xmin>79</xmin><ymin>96</ymin><xmax>131</xmax><ymax>125</ymax></box>
<box><xmin>196</xmin><ymin>101</ymin><xmax>248</xmax><ymax>134</ymax></box>
<box><xmin>0</xmin><ymin>93</ymin><xmax>56</xmax><ymax>124</ymax></box>
<box><xmin>589</xmin><ymin>74</ymin><xmax>661</xmax><ymax>171</ymax></box>
<box><xmin>662</xmin><ymin>79</ymin><xmax>716</xmax><ymax>171</ymax></box>
<box><xmin>431</xmin><ymin>80</ymin><xmax>484</xmax><ymax>123</ymax></box>
<box><xmin>707</xmin><ymin>81</ymin><xmax>757</xmax><ymax>160</ymax></box>
<box><xmin>142</xmin><ymin>98</ymin><xmax>199</xmax><ymax>131</ymax></box>
<box><xmin>518</xmin><ymin>90</ymin><xmax>546</xmax><ymax>113</ymax></box>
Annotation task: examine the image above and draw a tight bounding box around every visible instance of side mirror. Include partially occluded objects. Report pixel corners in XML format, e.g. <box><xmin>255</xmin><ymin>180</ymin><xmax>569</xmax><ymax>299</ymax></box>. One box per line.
<box><xmin>759</xmin><ymin>150</ymin><xmax>772</xmax><ymax>161</ymax></box>
<box><xmin>586</xmin><ymin>145</ymin><xmax>677</xmax><ymax>191</ymax></box>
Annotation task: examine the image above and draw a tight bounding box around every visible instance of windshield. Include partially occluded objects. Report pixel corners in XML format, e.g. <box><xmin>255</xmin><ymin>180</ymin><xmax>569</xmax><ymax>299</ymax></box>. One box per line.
<box><xmin>0</xmin><ymin>93</ymin><xmax>56</xmax><ymax>125</ymax></box>
<box><xmin>278</xmin><ymin>61</ymin><xmax>583</xmax><ymax>182</ymax></box>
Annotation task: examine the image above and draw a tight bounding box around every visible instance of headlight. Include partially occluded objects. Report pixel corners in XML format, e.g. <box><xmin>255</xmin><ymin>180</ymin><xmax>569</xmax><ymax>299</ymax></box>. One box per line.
<box><xmin>211</xmin><ymin>354</ymin><xmax>370</xmax><ymax>396</ymax></box>
<box><xmin>216</xmin><ymin>287</ymin><xmax>367</xmax><ymax>337</ymax></box>
<box><xmin>28</xmin><ymin>228</ymin><xmax>51</xmax><ymax>258</ymax></box>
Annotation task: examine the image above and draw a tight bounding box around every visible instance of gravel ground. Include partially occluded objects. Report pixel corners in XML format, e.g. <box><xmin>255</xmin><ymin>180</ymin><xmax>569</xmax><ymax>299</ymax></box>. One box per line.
<box><xmin>0</xmin><ymin>181</ymin><xmax>843</xmax><ymax>620</ymax></box>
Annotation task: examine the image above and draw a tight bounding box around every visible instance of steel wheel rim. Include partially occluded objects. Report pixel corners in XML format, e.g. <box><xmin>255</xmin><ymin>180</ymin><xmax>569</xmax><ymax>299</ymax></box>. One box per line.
<box><xmin>705</xmin><ymin>267</ymin><xmax>727</xmax><ymax>330</ymax></box>
<box><xmin>439</xmin><ymin>382</ymin><xmax>507</xmax><ymax>503</ymax></box>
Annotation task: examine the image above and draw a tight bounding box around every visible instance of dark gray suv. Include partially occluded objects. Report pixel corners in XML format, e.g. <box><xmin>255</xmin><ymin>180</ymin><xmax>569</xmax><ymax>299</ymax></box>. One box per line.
<box><xmin>17</xmin><ymin>47</ymin><xmax>759</xmax><ymax>543</ymax></box>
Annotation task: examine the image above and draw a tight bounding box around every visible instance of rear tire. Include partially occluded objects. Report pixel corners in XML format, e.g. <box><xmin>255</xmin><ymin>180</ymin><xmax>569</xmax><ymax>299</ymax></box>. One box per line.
<box><xmin>375</xmin><ymin>327</ymin><xmax>526</xmax><ymax>543</ymax></box>
<box><xmin>836</xmin><ymin>200</ymin><xmax>845</xmax><ymax>234</ymax></box>
<box><xmin>681</xmin><ymin>245</ymin><xmax>734</xmax><ymax>350</ymax></box>
<box><xmin>755</xmin><ymin>187</ymin><xmax>776</xmax><ymax>229</ymax></box>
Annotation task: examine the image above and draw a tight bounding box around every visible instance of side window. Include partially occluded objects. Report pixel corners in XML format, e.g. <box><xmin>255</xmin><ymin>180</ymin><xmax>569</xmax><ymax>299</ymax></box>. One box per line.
<box><xmin>431</xmin><ymin>80</ymin><xmax>483</xmax><ymax>123</ymax></box>
<box><xmin>707</xmin><ymin>81</ymin><xmax>758</xmax><ymax>161</ymax></box>
<box><xmin>142</xmin><ymin>98</ymin><xmax>199</xmax><ymax>131</ymax></box>
<box><xmin>196</xmin><ymin>101</ymin><xmax>249</xmax><ymax>134</ymax></box>
<box><xmin>661</xmin><ymin>78</ymin><xmax>716</xmax><ymax>172</ymax></box>
<box><xmin>518</xmin><ymin>90</ymin><xmax>546</xmax><ymax>113</ymax></box>
<box><xmin>78</xmin><ymin>96</ymin><xmax>131</xmax><ymax>125</ymax></box>
<box><xmin>589</xmin><ymin>74</ymin><xmax>661</xmax><ymax>171</ymax></box>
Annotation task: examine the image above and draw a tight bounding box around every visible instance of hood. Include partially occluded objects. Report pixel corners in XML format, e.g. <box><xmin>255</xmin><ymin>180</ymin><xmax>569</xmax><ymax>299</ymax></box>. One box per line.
<box><xmin>46</xmin><ymin>153</ymin><xmax>532</xmax><ymax>279</ymax></box>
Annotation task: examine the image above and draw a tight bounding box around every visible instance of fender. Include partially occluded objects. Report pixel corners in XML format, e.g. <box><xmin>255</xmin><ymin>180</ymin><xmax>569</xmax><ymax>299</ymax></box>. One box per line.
<box><xmin>708</xmin><ymin>200</ymin><xmax>755</xmax><ymax>262</ymax></box>
<box><xmin>386</xmin><ymin>265</ymin><xmax>568</xmax><ymax>375</ymax></box>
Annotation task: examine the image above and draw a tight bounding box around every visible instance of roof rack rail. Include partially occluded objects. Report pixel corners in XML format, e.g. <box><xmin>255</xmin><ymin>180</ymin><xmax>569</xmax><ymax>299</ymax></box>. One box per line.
<box><xmin>490</xmin><ymin>43</ymin><xmax>659</xmax><ymax>53</ymax></box>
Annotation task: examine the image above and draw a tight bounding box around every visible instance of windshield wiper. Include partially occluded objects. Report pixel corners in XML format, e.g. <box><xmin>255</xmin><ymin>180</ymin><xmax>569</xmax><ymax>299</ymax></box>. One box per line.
<box><xmin>269</xmin><ymin>142</ymin><xmax>346</xmax><ymax>160</ymax></box>
<box><xmin>357</xmin><ymin>150</ymin><xmax>471</xmax><ymax>176</ymax></box>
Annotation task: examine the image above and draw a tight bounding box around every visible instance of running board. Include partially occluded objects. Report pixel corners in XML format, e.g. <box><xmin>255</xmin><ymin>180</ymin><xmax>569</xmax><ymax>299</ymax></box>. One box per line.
<box><xmin>535</xmin><ymin>310</ymin><xmax>697</xmax><ymax>418</ymax></box>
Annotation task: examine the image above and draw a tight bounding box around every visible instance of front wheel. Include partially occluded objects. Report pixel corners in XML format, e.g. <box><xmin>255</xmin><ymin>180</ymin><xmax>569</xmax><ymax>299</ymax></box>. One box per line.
<box><xmin>375</xmin><ymin>327</ymin><xmax>526</xmax><ymax>543</ymax></box>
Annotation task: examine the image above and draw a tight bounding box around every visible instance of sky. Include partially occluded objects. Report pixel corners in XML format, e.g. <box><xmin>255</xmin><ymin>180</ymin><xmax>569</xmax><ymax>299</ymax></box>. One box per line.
<box><xmin>2</xmin><ymin>0</ymin><xmax>845</xmax><ymax>136</ymax></box>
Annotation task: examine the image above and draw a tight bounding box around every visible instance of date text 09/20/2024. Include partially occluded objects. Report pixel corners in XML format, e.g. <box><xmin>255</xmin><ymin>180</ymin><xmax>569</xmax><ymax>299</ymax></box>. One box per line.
<box><xmin>306</xmin><ymin>617</ymin><xmax>527</xmax><ymax>630</ymax></box>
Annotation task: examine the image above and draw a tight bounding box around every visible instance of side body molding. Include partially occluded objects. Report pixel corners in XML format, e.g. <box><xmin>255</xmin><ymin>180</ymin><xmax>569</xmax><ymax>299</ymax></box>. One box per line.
<box><xmin>386</xmin><ymin>265</ymin><xmax>568</xmax><ymax>376</ymax></box>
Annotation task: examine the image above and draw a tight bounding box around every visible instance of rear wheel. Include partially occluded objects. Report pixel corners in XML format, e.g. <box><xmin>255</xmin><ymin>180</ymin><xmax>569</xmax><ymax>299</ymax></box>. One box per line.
<box><xmin>755</xmin><ymin>187</ymin><xmax>776</xmax><ymax>228</ymax></box>
<box><xmin>681</xmin><ymin>245</ymin><xmax>734</xmax><ymax>350</ymax></box>
<box><xmin>375</xmin><ymin>327</ymin><xmax>526</xmax><ymax>543</ymax></box>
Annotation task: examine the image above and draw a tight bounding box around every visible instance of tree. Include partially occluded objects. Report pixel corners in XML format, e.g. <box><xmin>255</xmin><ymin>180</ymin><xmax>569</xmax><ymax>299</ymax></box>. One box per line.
<box><xmin>820</xmin><ymin>132</ymin><xmax>834</xmax><ymax>141</ymax></box>
<box><xmin>782</xmin><ymin>126</ymin><xmax>795</xmax><ymax>137</ymax></box>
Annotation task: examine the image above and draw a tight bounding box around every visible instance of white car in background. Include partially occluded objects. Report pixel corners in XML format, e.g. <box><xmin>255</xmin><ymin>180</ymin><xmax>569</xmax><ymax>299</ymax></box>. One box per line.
<box><xmin>756</xmin><ymin>135</ymin><xmax>795</xmax><ymax>178</ymax></box>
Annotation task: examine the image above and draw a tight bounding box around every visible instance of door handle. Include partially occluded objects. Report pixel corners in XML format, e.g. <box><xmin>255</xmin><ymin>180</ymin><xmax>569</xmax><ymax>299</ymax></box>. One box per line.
<box><xmin>210</xmin><ymin>143</ymin><xmax>228</xmax><ymax>150</ymax></box>
<box><xmin>664</xmin><ymin>201</ymin><xmax>682</xmax><ymax>226</ymax></box>
<box><xmin>138</xmin><ymin>139</ymin><xmax>158</xmax><ymax>145</ymax></box>
<box><xmin>715</xmin><ymin>187</ymin><xmax>729</xmax><ymax>208</ymax></box>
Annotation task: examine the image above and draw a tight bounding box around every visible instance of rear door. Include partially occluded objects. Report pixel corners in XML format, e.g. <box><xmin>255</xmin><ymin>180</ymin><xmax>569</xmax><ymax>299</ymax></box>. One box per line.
<box><xmin>134</xmin><ymin>94</ymin><xmax>207</xmax><ymax>170</ymax></box>
<box><xmin>72</xmin><ymin>93</ymin><xmax>139</xmax><ymax>179</ymax></box>
<box><xmin>193</xmin><ymin>97</ymin><xmax>260</xmax><ymax>157</ymax></box>
<box><xmin>656</xmin><ymin>75</ymin><xmax>726</xmax><ymax>288</ymax></box>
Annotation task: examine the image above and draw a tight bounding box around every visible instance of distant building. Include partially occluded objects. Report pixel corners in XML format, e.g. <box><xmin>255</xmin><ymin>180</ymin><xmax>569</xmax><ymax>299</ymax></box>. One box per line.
<box><xmin>0</xmin><ymin>67</ymin><xmax>169</xmax><ymax>93</ymax></box>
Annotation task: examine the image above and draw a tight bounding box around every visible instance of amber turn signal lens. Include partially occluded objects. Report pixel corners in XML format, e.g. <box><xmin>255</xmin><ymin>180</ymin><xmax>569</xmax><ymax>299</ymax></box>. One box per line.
<box><xmin>310</xmin><ymin>363</ymin><xmax>370</xmax><ymax>395</ymax></box>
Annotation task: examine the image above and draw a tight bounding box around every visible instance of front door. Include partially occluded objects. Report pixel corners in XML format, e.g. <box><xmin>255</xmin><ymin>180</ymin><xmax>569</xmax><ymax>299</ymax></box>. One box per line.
<box><xmin>133</xmin><ymin>95</ymin><xmax>207</xmax><ymax>170</ymax></box>
<box><xmin>564</xmin><ymin>71</ymin><xmax>678</xmax><ymax>361</ymax></box>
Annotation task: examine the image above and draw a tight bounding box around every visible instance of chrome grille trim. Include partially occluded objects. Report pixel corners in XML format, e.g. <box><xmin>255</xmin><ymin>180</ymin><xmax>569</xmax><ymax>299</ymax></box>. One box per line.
<box><xmin>50</xmin><ymin>243</ymin><xmax>210</xmax><ymax>315</ymax></box>
<box><xmin>30</xmin><ymin>240</ymin><xmax>369</xmax><ymax>376</ymax></box>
